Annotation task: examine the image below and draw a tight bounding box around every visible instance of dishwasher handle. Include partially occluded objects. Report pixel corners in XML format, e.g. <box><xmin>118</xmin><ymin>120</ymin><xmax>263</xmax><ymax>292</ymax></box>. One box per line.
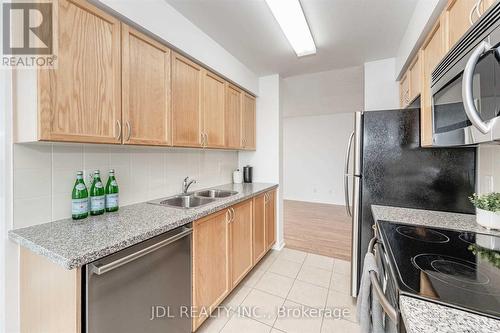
<box><xmin>89</xmin><ymin>226</ymin><xmax>192</xmax><ymax>275</ymax></box>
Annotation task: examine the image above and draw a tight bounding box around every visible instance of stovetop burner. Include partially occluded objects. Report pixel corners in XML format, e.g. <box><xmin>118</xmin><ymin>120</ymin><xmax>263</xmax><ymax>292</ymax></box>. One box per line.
<box><xmin>396</xmin><ymin>225</ymin><xmax>450</xmax><ymax>243</ymax></box>
<box><xmin>378</xmin><ymin>220</ymin><xmax>500</xmax><ymax>319</ymax></box>
<box><xmin>412</xmin><ymin>254</ymin><xmax>499</xmax><ymax>294</ymax></box>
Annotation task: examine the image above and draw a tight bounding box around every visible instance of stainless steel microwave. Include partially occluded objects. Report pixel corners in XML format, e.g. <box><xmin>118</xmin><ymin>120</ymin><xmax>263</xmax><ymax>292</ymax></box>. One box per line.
<box><xmin>431</xmin><ymin>1</ymin><xmax>500</xmax><ymax>146</ymax></box>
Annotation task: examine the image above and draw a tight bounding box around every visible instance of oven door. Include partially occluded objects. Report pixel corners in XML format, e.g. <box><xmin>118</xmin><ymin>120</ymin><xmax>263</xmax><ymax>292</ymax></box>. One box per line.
<box><xmin>432</xmin><ymin>41</ymin><xmax>500</xmax><ymax>146</ymax></box>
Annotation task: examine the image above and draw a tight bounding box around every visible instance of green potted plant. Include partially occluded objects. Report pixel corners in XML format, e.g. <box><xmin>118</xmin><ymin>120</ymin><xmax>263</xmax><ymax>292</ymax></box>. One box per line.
<box><xmin>469</xmin><ymin>192</ymin><xmax>500</xmax><ymax>230</ymax></box>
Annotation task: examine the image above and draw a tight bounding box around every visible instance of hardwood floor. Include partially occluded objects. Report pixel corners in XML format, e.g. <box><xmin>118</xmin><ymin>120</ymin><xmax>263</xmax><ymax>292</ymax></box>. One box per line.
<box><xmin>283</xmin><ymin>200</ymin><xmax>352</xmax><ymax>261</ymax></box>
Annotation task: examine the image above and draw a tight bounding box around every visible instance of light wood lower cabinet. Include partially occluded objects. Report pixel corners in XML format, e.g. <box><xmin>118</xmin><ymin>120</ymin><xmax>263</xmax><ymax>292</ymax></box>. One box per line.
<box><xmin>253</xmin><ymin>194</ymin><xmax>267</xmax><ymax>262</ymax></box>
<box><xmin>121</xmin><ymin>24</ymin><xmax>171</xmax><ymax>146</ymax></box>
<box><xmin>265</xmin><ymin>190</ymin><xmax>277</xmax><ymax>250</ymax></box>
<box><xmin>230</xmin><ymin>200</ymin><xmax>254</xmax><ymax>287</ymax></box>
<box><xmin>20</xmin><ymin>248</ymin><xmax>81</xmax><ymax>333</ymax></box>
<box><xmin>192</xmin><ymin>209</ymin><xmax>230</xmax><ymax>330</ymax></box>
<box><xmin>192</xmin><ymin>191</ymin><xmax>276</xmax><ymax>331</ymax></box>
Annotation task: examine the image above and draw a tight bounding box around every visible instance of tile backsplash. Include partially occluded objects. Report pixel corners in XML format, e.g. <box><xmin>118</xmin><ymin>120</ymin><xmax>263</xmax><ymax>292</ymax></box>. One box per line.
<box><xmin>13</xmin><ymin>143</ymin><xmax>238</xmax><ymax>228</ymax></box>
<box><xmin>477</xmin><ymin>145</ymin><xmax>500</xmax><ymax>194</ymax></box>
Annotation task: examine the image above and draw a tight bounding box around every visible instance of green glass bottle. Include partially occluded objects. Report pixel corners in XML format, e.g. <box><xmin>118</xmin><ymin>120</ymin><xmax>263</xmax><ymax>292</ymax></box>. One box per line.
<box><xmin>105</xmin><ymin>169</ymin><xmax>119</xmax><ymax>212</ymax></box>
<box><xmin>72</xmin><ymin>171</ymin><xmax>89</xmax><ymax>220</ymax></box>
<box><xmin>90</xmin><ymin>170</ymin><xmax>105</xmax><ymax>216</ymax></box>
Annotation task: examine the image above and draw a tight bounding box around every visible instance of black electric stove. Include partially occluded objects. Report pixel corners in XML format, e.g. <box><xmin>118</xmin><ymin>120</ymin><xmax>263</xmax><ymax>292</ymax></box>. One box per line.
<box><xmin>378</xmin><ymin>220</ymin><xmax>500</xmax><ymax>320</ymax></box>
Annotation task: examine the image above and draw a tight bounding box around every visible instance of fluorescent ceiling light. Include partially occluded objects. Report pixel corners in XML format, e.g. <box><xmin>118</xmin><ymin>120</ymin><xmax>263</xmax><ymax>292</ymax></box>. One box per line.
<box><xmin>265</xmin><ymin>0</ymin><xmax>316</xmax><ymax>57</ymax></box>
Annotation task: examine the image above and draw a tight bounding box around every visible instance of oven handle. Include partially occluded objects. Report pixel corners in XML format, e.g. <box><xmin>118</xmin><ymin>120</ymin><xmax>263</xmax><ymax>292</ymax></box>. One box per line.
<box><xmin>462</xmin><ymin>40</ymin><xmax>495</xmax><ymax>134</ymax></box>
<box><xmin>368</xmin><ymin>237</ymin><xmax>399</xmax><ymax>324</ymax></box>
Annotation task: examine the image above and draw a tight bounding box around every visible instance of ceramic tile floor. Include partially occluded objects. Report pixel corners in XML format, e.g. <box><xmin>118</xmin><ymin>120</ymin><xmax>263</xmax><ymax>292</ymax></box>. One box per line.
<box><xmin>196</xmin><ymin>248</ymin><xmax>361</xmax><ymax>333</ymax></box>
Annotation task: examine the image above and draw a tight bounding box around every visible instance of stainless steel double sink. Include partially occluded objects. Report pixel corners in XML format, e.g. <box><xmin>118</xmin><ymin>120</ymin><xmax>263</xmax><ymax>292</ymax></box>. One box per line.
<box><xmin>148</xmin><ymin>189</ymin><xmax>238</xmax><ymax>209</ymax></box>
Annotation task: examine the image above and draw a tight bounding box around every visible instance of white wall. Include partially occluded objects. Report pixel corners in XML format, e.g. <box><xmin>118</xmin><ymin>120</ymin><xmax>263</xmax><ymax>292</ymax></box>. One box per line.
<box><xmin>13</xmin><ymin>144</ymin><xmax>237</xmax><ymax>228</ymax></box>
<box><xmin>395</xmin><ymin>0</ymin><xmax>447</xmax><ymax>78</ymax></box>
<box><xmin>239</xmin><ymin>75</ymin><xmax>284</xmax><ymax>250</ymax></box>
<box><xmin>97</xmin><ymin>0</ymin><xmax>258</xmax><ymax>94</ymax></box>
<box><xmin>364</xmin><ymin>58</ymin><xmax>399</xmax><ymax>111</ymax></box>
<box><xmin>477</xmin><ymin>146</ymin><xmax>500</xmax><ymax>194</ymax></box>
<box><xmin>282</xmin><ymin>66</ymin><xmax>364</xmax><ymax>117</ymax></box>
<box><xmin>283</xmin><ymin>113</ymin><xmax>354</xmax><ymax>205</ymax></box>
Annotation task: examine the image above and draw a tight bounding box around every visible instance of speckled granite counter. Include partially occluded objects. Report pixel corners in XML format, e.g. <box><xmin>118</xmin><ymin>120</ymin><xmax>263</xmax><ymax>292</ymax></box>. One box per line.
<box><xmin>400</xmin><ymin>296</ymin><xmax>500</xmax><ymax>333</ymax></box>
<box><xmin>372</xmin><ymin>205</ymin><xmax>500</xmax><ymax>332</ymax></box>
<box><xmin>9</xmin><ymin>183</ymin><xmax>277</xmax><ymax>269</ymax></box>
<box><xmin>371</xmin><ymin>204</ymin><xmax>500</xmax><ymax>237</ymax></box>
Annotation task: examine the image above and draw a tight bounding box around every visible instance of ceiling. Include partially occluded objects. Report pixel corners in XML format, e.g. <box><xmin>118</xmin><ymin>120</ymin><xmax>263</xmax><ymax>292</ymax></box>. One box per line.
<box><xmin>165</xmin><ymin>0</ymin><xmax>419</xmax><ymax>77</ymax></box>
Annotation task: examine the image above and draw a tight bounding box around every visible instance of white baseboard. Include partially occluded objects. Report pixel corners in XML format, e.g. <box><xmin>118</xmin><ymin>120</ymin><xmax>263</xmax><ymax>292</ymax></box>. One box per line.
<box><xmin>272</xmin><ymin>240</ymin><xmax>285</xmax><ymax>251</ymax></box>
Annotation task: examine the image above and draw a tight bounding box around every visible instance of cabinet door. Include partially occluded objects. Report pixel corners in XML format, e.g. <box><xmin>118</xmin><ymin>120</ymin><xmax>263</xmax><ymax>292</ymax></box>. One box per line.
<box><xmin>202</xmin><ymin>71</ymin><xmax>225</xmax><ymax>148</ymax></box>
<box><xmin>192</xmin><ymin>209</ymin><xmax>230</xmax><ymax>330</ymax></box>
<box><xmin>38</xmin><ymin>0</ymin><xmax>121</xmax><ymax>144</ymax></box>
<box><xmin>122</xmin><ymin>24</ymin><xmax>171</xmax><ymax>146</ymax></box>
<box><xmin>409</xmin><ymin>54</ymin><xmax>422</xmax><ymax>102</ymax></box>
<box><xmin>172</xmin><ymin>52</ymin><xmax>203</xmax><ymax>147</ymax></box>
<box><xmin>225</xmin><ymin>84</ymin><xmax>242</xmax><ymax>149</ymax></box>
<box><xmin>230</xmin><ymin>200</ymin><xmax>253</xmax><ymax>287</ymax></box>
<box><xmin>445</xmin><ymin>0</ymin><xmax>478</xmax><ymax>49</ymax></box>
<box><xmin>253</xmin><ymin>194</ymin><xmax>266</xmax><ymax>263</ymax></box>
<box><xmin>399</xmin><ymin>74</ymin><xmax>409</xmax><ymax>108</ymax></box>
<box><xmin>265</xmin><ymin>191</ymin><xmax>276</xmax><ymax>250</ymax></box>
<box><xmin>242</xmin><ymin>93</ymin><xmax>256</xmax><ymax>150</ymax></box>
<box><xmin>421</xmin><ymin>17</ymin><xmax>445</xmax><ymax>147</ymax></box>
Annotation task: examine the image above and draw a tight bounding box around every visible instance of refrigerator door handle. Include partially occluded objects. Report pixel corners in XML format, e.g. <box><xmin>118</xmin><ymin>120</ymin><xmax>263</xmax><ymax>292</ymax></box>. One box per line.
<box><xmin>344</xmin><ymin>131</ymin><xmax>355</xmax><ymax>217</ymax></box>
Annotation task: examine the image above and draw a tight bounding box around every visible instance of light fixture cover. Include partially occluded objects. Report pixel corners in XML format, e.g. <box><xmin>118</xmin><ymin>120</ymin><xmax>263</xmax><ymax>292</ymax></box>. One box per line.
<box><xmin>265</xmin><ymin>0</ymin><xmax>316</xmax><ymax>57</ymax></box>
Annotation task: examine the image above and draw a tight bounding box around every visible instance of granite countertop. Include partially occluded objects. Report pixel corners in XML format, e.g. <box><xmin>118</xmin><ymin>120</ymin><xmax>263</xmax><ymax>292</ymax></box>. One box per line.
<box><xmin>371</xmin><ymin>204</ymin><xmax>500</xmax><ymax>332</ymax></box>
<box><xmin>371</xmin><ymin>204</ymin><xmax>500</xmax><ymax>237</ymax></box>
<box><xmin>9</xmin><ymin>183</ymin><xmax>277</xmax><ymax>269</ymax></box>
<box><xmin>400</xmin><ymin>296</ymin><xmax>500</xmax><ymax>333</ymax></box>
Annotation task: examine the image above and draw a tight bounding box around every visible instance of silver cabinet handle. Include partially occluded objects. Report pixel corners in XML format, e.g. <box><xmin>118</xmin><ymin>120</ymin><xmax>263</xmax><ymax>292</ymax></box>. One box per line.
<box><xmin>344</xmin><ymin>131</ymin><xmax>354</xmax><ymax>217</ymax></box>
<box><xmin>226</xmin><ymin>209</ymin><xmax>231</xmax><ymax>223</ymax></box>
<box><xmin>115</xmin><ymin>120</ymin><xmax>122</xmax><ymax>141</ymax></box>
<box><xmin>125</xmin><ymin>121</ymin><xmax>131</xmax><ymax>141</ymax></box>
<box><xmin>89</xmin><ymin>227</ymin><xmax>192</xmax><ymax>275</ymax></box>
<box><xmin>367</xmin><ymin>237</ymin><xmax>398</xmax><ymax>324</ymax></box>
<box><xmin>462</xmin><ymin>40</ymin><xmax>494</xmax><ymax>134</ymax></box>
<box><xmin>200</xmin><ymin>132</ymin><xmax>205</xmax><ymax>147</ymax></box>
<box><xmin>230</xmin><ymin>207</ymin><xmax>235</xmax><ymax>222</ymax></box>
<box><xmin>204</xmin><ymin>133</ymin><xmax>208</xmax><ymax>146</ymax></box>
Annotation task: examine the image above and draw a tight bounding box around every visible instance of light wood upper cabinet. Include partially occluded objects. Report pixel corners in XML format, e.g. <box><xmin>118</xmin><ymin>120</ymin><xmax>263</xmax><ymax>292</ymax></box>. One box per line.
<box><xmin>202</xmin><ymin>71</ymin><xmax>226</xmax><ymax>148</ymax></box>
<box><xmin>121</xmin><ymin>24</ymin><xmax>171</xmax><ymax>146</ymax></box>
<box><xmin>242</xmin><ymin>93</ymin><xmax>256</xmax><ymax>150</ymax></box>
<box><xmin>421</xmin><ymin>16</ymin><xmax>446</xmax><ymax>147</ymax></box>
<box><xmin>230</xmin><ymin>200</ymin><xmax>253</xmax><ymax>288</ymax></box>
<box><xmin>253</xmin><ymin>194</ymin><xmax>266</xmax><ymax>263</ymax></box>
<box><xmin>172</xmin><ymin>52</ymin><xmax>203</xmax><ymax>147</ymax></box>
<box><xmin>192</xmin><ymin>209</ymin><xmax>230</xmax><ymax>331</ymax></box>
<box><xmin>265</xmin><ymin>190</ymin><xmax>276</xmax><ymax>250</ymax></box>
<box><xmin>408</xmin><ymin>53</ymin><xmax>422</xmax><ymax>103</ymax></box>
<box><xmin>444</xmin><ymin>0</ymin><xmax>478</xmax><ymax>49</ymax></box>
<box><xmin>38</xmin><ymin>0</ymin><xmax>121</xmax><ymax>144</ymax></box>
<box><xmin>399</xmin><ymin>73</ymin><xmax>409</xmax><ymax>108</ymax></box>
<box><xmin>225</xmin><ymin>84</ymin><xmax>243</xmax><ymax>149</ymax></box>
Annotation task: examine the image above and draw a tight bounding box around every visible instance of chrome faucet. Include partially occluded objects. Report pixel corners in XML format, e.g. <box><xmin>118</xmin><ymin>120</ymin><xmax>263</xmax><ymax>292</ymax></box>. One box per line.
<box><xmin>183</xmin><ymin>176</ymin><xmax>197</xmax><ymax>194</ymax></box>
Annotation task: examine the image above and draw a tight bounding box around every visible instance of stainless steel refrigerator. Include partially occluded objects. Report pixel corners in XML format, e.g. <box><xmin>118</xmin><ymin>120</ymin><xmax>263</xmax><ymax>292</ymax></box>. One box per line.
<box><xmin>345</xmin><ymin>109</ymin><xmax>476</xmax><ymax>297</ymax></box>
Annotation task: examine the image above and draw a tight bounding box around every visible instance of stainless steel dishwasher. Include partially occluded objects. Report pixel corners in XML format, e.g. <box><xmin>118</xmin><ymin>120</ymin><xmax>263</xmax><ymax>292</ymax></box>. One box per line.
<box><xmin>85</xmin><ymin>226</ymin><xmax>192</xmax><ymax>333</ymax></box>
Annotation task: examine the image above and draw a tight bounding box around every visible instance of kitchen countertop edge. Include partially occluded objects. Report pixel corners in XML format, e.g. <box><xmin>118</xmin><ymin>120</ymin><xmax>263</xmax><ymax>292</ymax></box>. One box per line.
<box><xmin>9</xmin><ymin>183</ymin><xmax>278</xmax><ymax>270</ymax></box>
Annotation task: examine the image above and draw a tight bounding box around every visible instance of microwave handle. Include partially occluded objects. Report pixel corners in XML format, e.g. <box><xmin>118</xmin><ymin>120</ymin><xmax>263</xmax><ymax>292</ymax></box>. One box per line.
<box><xmin>462</xmin><ymin>40</ymin><xmax>494</xmax><ymax>134</ymax></box>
